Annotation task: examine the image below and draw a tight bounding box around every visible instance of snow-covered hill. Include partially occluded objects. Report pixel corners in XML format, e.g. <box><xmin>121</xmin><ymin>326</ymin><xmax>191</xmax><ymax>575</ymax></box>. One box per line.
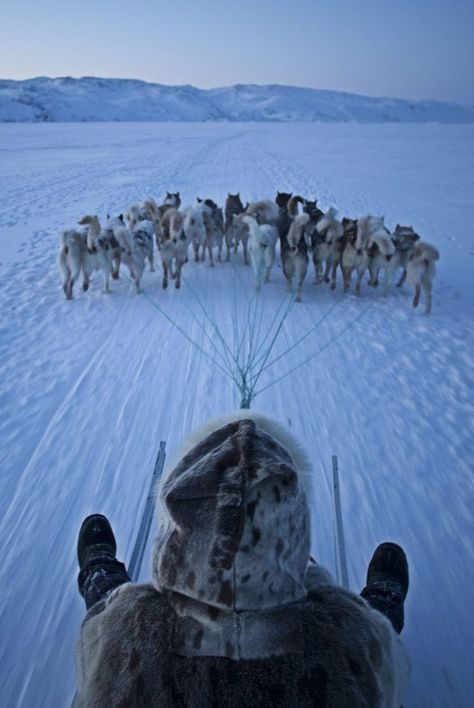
<box><xmin>1</xmin><ymin>76</ymin><xmax>474</xmax><ymax>123</ymax></box>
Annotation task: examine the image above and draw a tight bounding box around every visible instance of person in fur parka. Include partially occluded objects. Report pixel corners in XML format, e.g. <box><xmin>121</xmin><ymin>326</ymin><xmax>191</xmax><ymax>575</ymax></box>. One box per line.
<box><xmin>75</xmin><ymin>411</ymin><xmax>410</xmax><ymax>708</ymax></box>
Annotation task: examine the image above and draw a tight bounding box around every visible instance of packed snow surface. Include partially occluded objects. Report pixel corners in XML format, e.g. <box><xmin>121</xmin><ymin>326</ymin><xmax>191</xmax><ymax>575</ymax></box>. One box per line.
<box><xmin>1</xmin><ymin>76</ymin><xmax>474</xmax><ymax>123</ymax></box>
<box><xmin>0</xmin><ymin>122</ymin><xmax>473</xmax><ymax>707</ymax></box>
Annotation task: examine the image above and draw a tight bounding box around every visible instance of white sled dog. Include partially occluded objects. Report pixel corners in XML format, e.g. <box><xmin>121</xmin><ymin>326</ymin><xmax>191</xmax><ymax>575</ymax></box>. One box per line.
<box><xmin>111</xmin><ymin>223</ymin><xmax>148</xmax><ymax>293</ymax></box>
<box><xmin>242</xmin><ymin>215</ymin><xmax>278</xmax><ymax>291</ymax></box>
<box><xmin>313</xmin><ymin>207</ymin><xmax>344</xmax><ymax>288</ymax></box>
<box><xmin>406</xmin><ymin>241</ymin><xmax>439</xmax><ymax>314</ymax></box>
<box><xmin>183</xmin><ymin>199</ymin><xmax>216</xmax><ymax>265</ymax></box>
<box><xmin>160</xmin><ymin>210</ymin><xmax>189</xmax><ymax>289</ymax></box>
<box><xmin>366</xmin><ymin>223</ymin><xmax>395</xmax><ymax>289</ymax></box>
<box><xmin>340</xmin><ymin>218</ymin><xmax>367</xmax><ymax>295</ymax></box>
<box><xmin>58</xmin><ymin>227</ymin><xmax>87</xmax><ymax>299</ymax></box>
<box><xmin>281</xmin><ymin>213</ymin><xmax>310</xmax><ymax>302</ymax></box>
<box><xmin>78</xmin><ymin>215</ymin><xmax>116</xmax><ymax>294</ymax></box>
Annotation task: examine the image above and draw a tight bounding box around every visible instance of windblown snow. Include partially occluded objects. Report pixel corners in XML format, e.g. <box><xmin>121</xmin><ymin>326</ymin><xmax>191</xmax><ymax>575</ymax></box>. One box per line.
<box><xmin>0</xmin><ymin>121</ymin><xmax>473</xmax><ymax>708</ymax></box>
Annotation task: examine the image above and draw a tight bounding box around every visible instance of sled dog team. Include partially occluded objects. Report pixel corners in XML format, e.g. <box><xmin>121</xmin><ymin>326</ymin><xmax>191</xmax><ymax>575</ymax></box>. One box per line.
<box><xmin>58</xmin><ymin>191</ymin><xmax>439</xmax><ymax>314</ymax></box>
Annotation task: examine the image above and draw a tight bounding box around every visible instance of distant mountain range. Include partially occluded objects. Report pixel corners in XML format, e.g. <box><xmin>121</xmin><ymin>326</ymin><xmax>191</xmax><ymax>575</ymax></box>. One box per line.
<box><xmin>1</xmin><ymin>77</ymin><xmax>473</xmax><ymax>124</ymax></box>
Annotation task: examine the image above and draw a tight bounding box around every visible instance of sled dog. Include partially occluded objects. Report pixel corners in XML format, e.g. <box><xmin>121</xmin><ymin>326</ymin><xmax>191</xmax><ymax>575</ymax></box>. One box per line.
<box><xmin>184</xmin><ymin>200</ymin><xmax>216</xmax><ymax>265</ymax></box>
<box><xmin>242</xmin><ymin>215</ymin><xmax>278</xmax><ymax>290</ymax></box>
<box><xmin>224</xmin><ymin>193</ymin><xmax>245</xmax><ymax>260</ymax></box>
<box><xmin>160</xmin><ymin>210</ymin><xmax>189</xmax><ymax>289</ymax></box>
<box><xmin>58</xmin><ymin>228</ymin><xmax>87</xmax><ymax>299</ymax></box>
<box><xmin>341</xmin><ymin>218</ymin><xmax>368</xmax><ymax>295</ymax></box>
<box><xmin>406</xmin><ymin>241</ymin><xmax>439</xmax><ymax>314</ymax></box>
<box><xmin>383</xmin><ymin>225</ymin><xmax>421</xmax><ymax>294</ymax></box>
<box><xmin>281</xmin><ymin>213</ymin><xmax>310</xmax><ymax>302</ymax></box>
<box><xmin>312</xmin><ymin>207</ymin><xmax>343</xmax><ymax>288</ymax></box>
<box><xmin>78</xmin><ymin>215</ymin><xmax>116</xmax><ymax>294</ymax></box>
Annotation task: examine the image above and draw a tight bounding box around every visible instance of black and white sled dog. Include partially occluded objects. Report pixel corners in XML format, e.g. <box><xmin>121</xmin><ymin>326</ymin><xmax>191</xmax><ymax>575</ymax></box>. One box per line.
<box><xmin>281</xmin><ymin>213</ymin><xmax>310</xmax><ymax>302</ymax></box>
<box><xmin>242</xmin><ymin>215</ymin><xmax>278</xmax><ymax>291</ymax></box>
<box><xmin>340</xmin><ymin>215</ymin><xmax>387</xmax><ymax>296</ymax></box>
<box><xmin>406</xmin><ymin>241</ymin><xmax>439</xmax><ymax>314</ymax></box>
<box><xmin>209</xmin><ymin>206</ymin><xmax>225</xmax><ymax>263</ymax></box>
<box><xmin>78</xmin><ymin>215</ymin><xmax>117</xmax><ymax>295</ymax></box>
<box><xmin>110</xmin><ymin>218</ymin><xmax>154</xmax><ymax>293</ymax></box>
<box><xmin>130</xmin><ymin>221</ymin><xmax>155</xmax><ymax>272</ymax></box>
<box><xmin>383</xmin><ymin>225</ymin><xmax>420</xmax><ymax>295</ymax></box>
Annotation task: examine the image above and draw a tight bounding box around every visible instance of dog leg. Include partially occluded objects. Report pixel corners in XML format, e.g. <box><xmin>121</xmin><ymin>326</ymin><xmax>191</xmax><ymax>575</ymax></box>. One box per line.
<box><xmin>424</xmin><ymin>283</ymin><xmax>432</xmax><ymax>315</ymax></box>
<box><xmin>208</xmin><ymin>240</ymin><xmax>215</xmax><ymax>268</ymax></box>
<box><xmin>323</xmin><ymin>257</ymin><xmax>331</xmax><ymax>284</ymax></box>
<box><xmin>162</xmin><ymin>261</ymin><xmax>168</xmax><ymax>289</ymax></box>
<box><xmin>397</xmin><ymin>269</ymin><xmax>407</xmax><ymax>287</ymax></box>
<box><xmin>243</xmin><ymin>241</ymin><xmax>249</xmax><ymax>266</ymax></box>
<box><xmin>112</xmin><ymin>256</ymin><xmax>120</xmax><ymax>279</ymax></box>
<box><xmin>175</xmin><ymin>264</ymin><xmax>181</xmax><ymax>289</ymax></box>
<box><xmin>316</xmin><ymin>260</ymin><xmax>323</xmax><ymax>284</ymax></box>
<box><xmin>343</xmin><ymin>267</ymin><xmax>351</xmax><ymax>293</ymax></box>
<box><xmin>412</xmin><ymin>284</ymin><xmax>421</xmax><ymax>308</ymax></box>
<box><xmin>383</xmin><ymin>269</ymin><xmax>392</xmax><ymax>297</ymax></box>
<box><xmin>355</xmin><ymin>269</ymin><xmax>364</xmax><ymax>296</ymax></box>
<box><xmin>330</xmin><ymin>261</ymin><xmax>338</xmax><ymax>290</ymax></box>
<box><xmin>63</xmin><ymin>278</ymin><xmax>73</xmax><ymax>300</ymax></box>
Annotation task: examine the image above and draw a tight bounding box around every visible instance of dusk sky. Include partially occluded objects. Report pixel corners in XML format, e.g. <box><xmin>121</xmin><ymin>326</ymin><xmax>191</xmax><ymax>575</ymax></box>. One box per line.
<box><xmin>2</xmin><ymin>0</ymin><xmax>473</xmax><ymax>103</ymax></box>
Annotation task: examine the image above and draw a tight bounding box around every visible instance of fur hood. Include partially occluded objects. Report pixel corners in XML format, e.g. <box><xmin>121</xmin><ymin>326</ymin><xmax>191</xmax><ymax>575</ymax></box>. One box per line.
<box><xmin>151</xmin><ymin>412</ymin><xmax>315</xmax><ymax>659</ymax></box>
<box><xmin>152</xmin><ymin>412</ymin><xmax>312</xmax><ymax>612</ymax></box>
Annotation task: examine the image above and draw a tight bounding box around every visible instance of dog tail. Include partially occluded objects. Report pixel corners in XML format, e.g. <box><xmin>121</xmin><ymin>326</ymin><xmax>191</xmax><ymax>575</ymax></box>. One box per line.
<box><xmin>287</xmin><ymin>195</ymin><xmax>304</xmax><ymax>218</ymax></box>
<box><xmin>127</xmin><ymin>204</ymin><xmax>140</xmax><ymax>226</ymax></box>
<box><xmin>143</xmin><ymin>197</ymin><xmax>159</xmax><ymax>219</ymax></box>
<box><xmin>369</xmin><ymin>232</ymin><xmax>396</xmax><ymax>256</ymax></box>
<box><xmin>316</xmin><ymin>207</ymin><xmax>338</xmax><ymax>235</ymax></box>
<box><xmin>288</xmin><ymin>213</ymin><xmax>310</xmax><ymax>248</ymax></box>
<box><xmin>114</xmin><ymin>226</ymin><xmax>133</xmax><ymax>256</ymax></box>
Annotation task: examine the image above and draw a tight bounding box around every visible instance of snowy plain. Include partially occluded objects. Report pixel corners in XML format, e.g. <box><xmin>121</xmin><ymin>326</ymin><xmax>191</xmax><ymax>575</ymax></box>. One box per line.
<box><xmin>0</xmin><ymin>121</ymin><xmax>473</xmax><ymax>707</ymax></box>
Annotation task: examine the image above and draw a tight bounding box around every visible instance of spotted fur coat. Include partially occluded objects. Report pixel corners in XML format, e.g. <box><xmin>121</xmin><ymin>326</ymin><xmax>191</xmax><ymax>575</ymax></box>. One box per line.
<box><xmin>75</xmin><ymin>412</ymin><xmax>409</xmax><ymax>707</ymax></box>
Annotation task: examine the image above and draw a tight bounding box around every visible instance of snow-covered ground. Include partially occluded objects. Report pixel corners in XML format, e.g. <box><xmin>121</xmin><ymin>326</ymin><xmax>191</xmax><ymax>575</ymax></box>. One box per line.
<box><xmin>0</xmin><ymin>122</ymin><xmax>473</xmax><ymax>707</ymax></box>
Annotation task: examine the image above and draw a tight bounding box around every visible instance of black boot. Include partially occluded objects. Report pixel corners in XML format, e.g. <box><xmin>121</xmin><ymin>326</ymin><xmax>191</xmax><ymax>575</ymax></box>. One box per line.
<box><xmin>77</xmin><ymin>513</ymin><xmax>117</xmax><ymax>570</ymax></box>
<box><xmin>361</xmin><ymin>542</ymin><xmax>408</xmax><ymax>634</ymax></box>
<box><xmin>77</xmin><ymin>514</ymin><xmax>130</xmax><ymax>609</ymax></box>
